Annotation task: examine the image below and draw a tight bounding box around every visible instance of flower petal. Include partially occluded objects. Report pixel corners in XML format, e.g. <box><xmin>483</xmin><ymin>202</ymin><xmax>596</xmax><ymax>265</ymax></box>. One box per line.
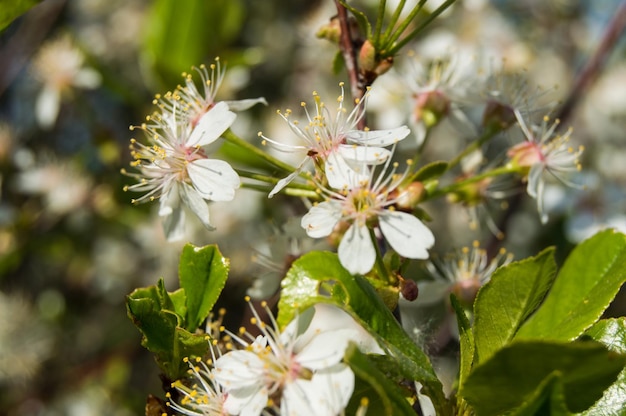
<box><xmin>269</xmin><ymin>157</ymin><xmax>308</xmax><ymax>198</ymax></box>
<box><xmin>225</xmin><ymin>97</ymin><xmax>268</xmax><ymax>112</ymax></box>
<box><xmin>301</xmin><ymin>201</ymin><xmax>342</xmax><ymax>238</ymax></box>
<box><xmin>187</xmin><ymin>159</ymin><xmax>240</xmax><ymax>201</ymax></box>
<box><xmin>345</xmin><ymin>125</ymin><xmax>410</xmax><ymax>146</ymax></box>
<box><xmin>325</xmin><ymin>151</ymin><xmax>368</xmax><ymax>190</ymax></box>
<box><xmin>337</xmin><ymin>144</ymin><xmax>391</xmax><ymax>165</ymax></box>
<box><xmin>379</xmin><ymin>211</ymin><xmax>434</xmax><ymax>259</ymax></box>
<box><xmin>295</xmin><ymin>328</ymin><xmax>359</xmax><ymax>369</ymax></box>
<box><xmin>186</xmin><ymin>101</ymin><xmax>236</xmax><ymax>147</ymax></box>
<box><xmin>179</xmin><ymin>182</ymin><xmax>214</xmax><ymax>230</ymax></box>
<box><xmin>35</xmin><ymin>86</ymin><xmax>61</xmax><ymax>129</ymax></box>
<box><xmin>213</xmin><ymin>350</ymin><xmax>266</xmax><ymax>389</ymax></box>
<box><xmin>338</xmin><ymin>223</ymin><xmax>375</xmax><ymax>274</ymax></box>
<box><xmin>161</xmin><ymin>205</ymin><xmax>186</xmax><ymax>241</ymax></box>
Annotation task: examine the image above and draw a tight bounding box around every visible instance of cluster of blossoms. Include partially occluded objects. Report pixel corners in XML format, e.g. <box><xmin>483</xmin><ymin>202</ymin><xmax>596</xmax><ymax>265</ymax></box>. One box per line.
<box><xmin>123</xmin><ymin>58</ymin><xmax>266</xmax><ymax>240</ymax></box>
<box><xmin>260</xmin><ymin>86</ymin><xmax>435</xmax><ymax>274</ymax></box>
<box><xmin>167</xmin><ymin>301</ymin><xmax>381</xmax><ymax>416</ymax></box>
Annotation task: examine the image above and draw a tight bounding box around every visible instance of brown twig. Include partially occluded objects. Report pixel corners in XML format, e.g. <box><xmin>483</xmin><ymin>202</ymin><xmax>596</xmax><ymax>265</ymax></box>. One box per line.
<box><xmin>334</xmin><ymin>0</ymin><xmax>367</xmax><ymax>128</ymax></box>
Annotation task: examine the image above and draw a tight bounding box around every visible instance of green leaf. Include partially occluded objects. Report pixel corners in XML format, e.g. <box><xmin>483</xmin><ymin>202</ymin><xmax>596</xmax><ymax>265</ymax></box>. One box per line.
<box><xmin>143</xmin><ymin>0</ymin><xmax>245</xmax><ymax>85</ymax></box>
<box><xmin>580</xmin><ymin>318</ymin><xmax>626</xmax><ymax>415</ymax></box>
<box><xmin>179</xmin><ymin>244</ymin><xmax>229</xmax><ymax>332</ymax></box>
<box><xmin>516</xmin><ymin>230</ymin><xmax>626</xmax><ymax>341</ymax></box>
<box><xmin>511</xmin><ymin>373</ymin><xmax>571</xmax><ymax>416</ymax></box>
<box><xmin>413</xmin><ymin>161</ymin><xmax>448</xmax><ymax>182</ymax></box>
<box><xmin>277</xmin><ymin>251</ymin><xmax>450</xmax><ymax>415</ymax></box>
<box><xmin>460</xmin><ymin>340</ymin><xmax>626</xmax><ymax>416</ymax></box>
<box><xmin>344</xmin><ymin>344</ymin><xmax>416</xmax><ymax>416</ymax></box>
<box><xmin>473</xmin><ymin>247</ymin><xmax>557</xmax><ymax>363</ymax></box>
<box><xmin>126</xmin><ymin>280</ymin><xmax>208</xmax><ymax>380</ymax></box>
<box><xmin>450</xmin><ymin>294</ymin><xmax>474</xmax><ymax>386</ymax></box>
<box><xmin>0</xmin><ymin>0</ymin><xmax>41</xmax><ymax>31</ymax></box>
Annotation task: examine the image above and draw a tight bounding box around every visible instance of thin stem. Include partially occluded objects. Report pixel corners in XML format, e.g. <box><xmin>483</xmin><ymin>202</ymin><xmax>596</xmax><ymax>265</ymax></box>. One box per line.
<box><xmin>556</xmin><ymin>0</ymin><xmax>626</xmax><ymax>123</ymax></box>
<box><xmin>381</xmin><ymin>0</ymin><xmax>407</xmax><ymax>46</ymax></box>
<box><xmin>446</xmin><ymin>126</ymin><xmax>500</xmax><ymax>171</ymax></box>
<box><xmin>426</xmin><ymin>165</ymin><xmax>518</xmax><ymax>200</ymax></box>
<box><xmin>222</xmin><ymin>129</ymin><xmax>296</xmax><ymax>174</ymax></box>
<box><xmin>387</xmin><ymin>0</ymin><xmax>457</xmax><ymax>56</ymax></box>
<box><xmin>382</xmin><ymin>0</ymin><xmax>427</xmax><ymax>52</ymax></box>
<box><xmin>373</xmin><ymin>0</ymin><xmax>387</xmax><ymax>47</ymax></box>
<box><xmin>335</xmin><ymin>0</ymin><xmax>362</xmax><ymax>106</ymax></box>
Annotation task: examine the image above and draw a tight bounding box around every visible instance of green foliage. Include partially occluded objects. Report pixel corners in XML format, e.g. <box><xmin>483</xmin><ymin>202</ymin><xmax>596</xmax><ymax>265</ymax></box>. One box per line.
<box><xmin>473</xmin><ymin>247</ymin><xmax>557</xmax><ymax>363</ymax></box>
<box><xmin>450</xmin><ymin>294</ymin><xmax>473</xmax><ymax>386</ymax></box>
<box><xmin>0</xmin><ymin>0</ymin><xmax>41</xmax><ymax>31</ymax></box>
<box><xmin>455</xmin><ymin>231</ymin><xmax>626</xmax><ymax>415</ymax></box>
<box><xmin>516</xmin><ymin>229</ymin><xmax>626</xmax><ymax>341</ymax></box>
<box><xmin>179</xmin><ymin>244</ymin><xmax>229</xmax><ymax>332</ymax></box>
<box><xmin>344</xmin><ymin>344</ymin><xmax>416</xmax><ymax>416</ymax></box>
<box><xmin>143</xmin><ymin>0</ymin><xmax>245</xmax><ymax>85</ymax></box>
<box><xmin>580</xmin><ymin>318</ymin><xmax>626</xmax><ymax>415</ymax></box>
<box><xmin>278</xmin><ymin>251</ymin><xmax>450</xmax><ymax>415</ymax></box>
<box><xmin>126</xmin><ymin>244</ymin><xmax>229</xmax><ymax>381</ymax></box>
<box><xmin>460</xmin><ymin>340</ymin><xmax>626</xmax><ymax>416</ymax></box>
<box><xmin>413</xmin><ymin>160</ymin><xmax>449</xmax><ymax>181</ymax></box>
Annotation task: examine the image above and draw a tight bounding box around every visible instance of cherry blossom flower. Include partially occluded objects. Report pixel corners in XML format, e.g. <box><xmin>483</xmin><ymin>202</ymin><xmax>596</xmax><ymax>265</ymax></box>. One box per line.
<box><xmin>153</xmin><ymin>57</ymin><xmax>267</xmax><ymax>129</ymax></box>
<box><xmin>31</xmin><ymin>34</ymin><xmax>101</xmax><ymax>129</ymax></box>
<box><xmin>123</xmin><ymin>102</ymin><xmax>240</xmax><ymax>240</ymax></box>
<box><xmin>508</xmin><ymin>112</ymin><xmax>584</xmax><ymax>223</ymax></box>
<box><xmin>167</xmin><ymin>355</ymin><xmax>230</xmax><ymax>416</ymax></box>
<box><xmin>258</xmin><ymin>85</ymin><xmax>410</xmax><ymax>197</ymax></box>
<box><xmin>301</xmin><ymin>158</ymin><xmax>435</xmax><ymax>275</ymax></box>
<box><xmin>213</xmin><ymin>301</ymin><xmax>381</xmax><ymax>416</ymax></box>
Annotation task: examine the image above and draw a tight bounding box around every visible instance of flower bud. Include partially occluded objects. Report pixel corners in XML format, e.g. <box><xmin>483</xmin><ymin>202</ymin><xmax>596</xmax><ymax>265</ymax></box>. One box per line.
<box><xmin>359</xmin><ymin>40</ymin><xmax>377</xmax><ymax>73</ymax></box>
<box><xmin>450</xmin><ymin>278</ymin><xmax>481</xmax><ymax>309</ymax></box>
<box><xmin>506</xmin><ymin>141</ymin><xmax>541</xmax><ymax>173</ymax></box>
<box><xmin>400</xmin><ymin>278</ymin><xmax>419</xmax><ymax>301</ymax></box>
<box><xmin>316</xmin><ymin>17</ymin><xmax>342</xmax><ymax>43</ymax></box>
<box><xmin>392</xmin><ymin>181</ymin><xmax>426</xmax><ymax>211</ymax></box>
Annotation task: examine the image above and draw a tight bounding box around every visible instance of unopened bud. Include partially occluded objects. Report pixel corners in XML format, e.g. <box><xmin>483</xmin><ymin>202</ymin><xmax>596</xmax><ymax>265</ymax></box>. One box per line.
<box><xmin>401</xmin><ymin>278</ymin><xmax>419</xmax><ymax>301</ymax></box>
<box><xmin>316</xmin><ymin>17</ymin><xmax>342</xmax><ymax>43</ymax></box>
<box><xmin>413</xmin><ymin>90</ymin><xmax>450</xmax><ymax>128</ymax></box>
<box><xmin>359</xmin><ymin>40</ymin><xmax>377</xmax><ymax>73</ymax></box>
<box><xmin>374</xmin><ymin>56</ymin><xmax>393</xmax><ymax>76</ymax></box>
<box><xmin>393</xmin><ymin>181</ymin><xmax>426</xmax><ymax>211</ymax></box>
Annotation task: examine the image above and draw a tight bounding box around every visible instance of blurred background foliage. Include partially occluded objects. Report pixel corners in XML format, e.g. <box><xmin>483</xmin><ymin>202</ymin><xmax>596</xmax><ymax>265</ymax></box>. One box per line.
<box><xmin>0</xmin><ymin>0</ymin><xmax>625</xmax><ymax>414</ymax></box>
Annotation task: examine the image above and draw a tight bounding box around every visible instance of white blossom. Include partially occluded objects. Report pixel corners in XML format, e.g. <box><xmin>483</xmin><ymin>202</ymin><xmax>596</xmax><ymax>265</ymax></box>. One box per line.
<box><xmin>301</xmin><ymin>158</ymin><xmax>435</xmax><ymax>275</ymax></box>
<box><xmin>258</xmin><ymin>85</ymin><xmax>410</xmax><ymax>197</ymax></box>
<box><xmin>123</xmin><ymin>102</ymin><xmax>240</xmax><ymax>240</ymax></box>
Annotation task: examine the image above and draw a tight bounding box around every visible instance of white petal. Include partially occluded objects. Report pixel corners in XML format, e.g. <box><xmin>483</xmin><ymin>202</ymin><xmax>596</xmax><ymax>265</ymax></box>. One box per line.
<box><xmin>300</xmin><ymin>304</ymin><xmax>383</xmax><ymax>354</ymax></box>
<box><xmin>187</xmin><ymin>159</ymin><xmax>240</xmax><ymax>201</ymax></box>
<box><xmin>213</xmin><ymin>350</ymin><xmax>266</xmax><ymax>389</ymax></box>
<box><xmin>310</xmin><ymin>364</ymin><xmax>355</xmax><ymax>414</ymax></box>
<box><xmin>269</xmin><ymin>158</ymin><xmax>308</xmax><ymax>198</ymax></box>
<box><xmin>409</xmin><ymin>119</ymin><xmax>427</xmax><ymax>146</ymax></box>
<box><xmin>301</xmin><ymin>201</ymin><xmax>342</xmax><ymax>238</ymax></box>
<box><xmin>325</xmin><ymin>151</ymin><xmax>368</xmax><ymax>190</ymax></box>
<box><xmin>526</xmin><ymin>164</ymin><xmax>544</xmax><ymax>199</ymax></box>
<box><xmin>179</xmin><ymin>182</ymin><xmax>214</xmax><ymax>230</ymax></box>
<box><xmin>36</xmin><ymin>86</ymin><xmax>61</xmax><ymax>129</ymax></box>
<box><xmin>158</xmin><ymin>183</ymin><xmax>179</xmax><ymax>217</ymax></box>
<box><xmin>186</xmin><ymin>101</ymin><xmax>236</xmax><ymax>147</ymax></box>
<box><xmin>161</xmin><ymin>205</ymin><xmax>186</xmax><ymax>241</ymax></box>
<box><xmin>224</xmin><ymin>97</ymin><xmax>267</xmax><ymax>111</ymax></box>
<box><xmin>224</xmin><ymin>384</ymin><xmax>268</xmax><ymax>416</ymax></box>
<box><xmin>416</xmin><ymin>382</ymin><xmax>437</xmax><ymax>416</ymax></box>
<box><xmin>338</xmin><ymin>223</ymin><xmax>375</xmax><ymax>274</ymax></box>
<box><xmin>379</xmin><ymin>211</ymin><xmax>434</xmax><ymax>259</ymax></box>
<box><xmin>337</xmin><ymin>144</ymin><xmax>391</xmax><ymax>165</ymax></box>
<box><xmin>345</xmin><ymin>125</ymin><xmax>410</xmax><ymax>146</ymax></box>
<box><xmin>295</xmin><ymin>328</ymin><xmax>358</xmax><ymax>369</ymax></box>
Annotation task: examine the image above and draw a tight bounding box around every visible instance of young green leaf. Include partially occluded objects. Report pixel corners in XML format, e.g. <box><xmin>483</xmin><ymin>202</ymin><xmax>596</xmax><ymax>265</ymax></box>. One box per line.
<box><xmin>0</xmin><ymin>0</ymin><xmax>41</xmax><ymax>31</ymax></box>
<box><xmin>580</xmin><ymin>318</ymin><xmax>626</xmax><ymax>415</ymax></box>
<box><xmin>516</xmin><ymin>230</ymin><xmax>626</xmax><ymax>341</ymax></box>
<box><xmin>460</xmin><ymin>340</ymin><xmax>626</xmax><ymax>416</ymax></box>
<box><xmin>178</xmin><ymin>244</ymin><xmax>229</xmax><ymax>332</ymax></box>
<box><xmin>450</xmin><ymin>294</ymin><xmax>474</xmax><ymax>386</ymax></box>
<box><xmin>510</xmin><ymin>373</ymin><xmax>571</xmax><ymax>416</ymax></box>
<box><xmin>473</xmin><ymin>247</ymin><xmax>557</xmax><ymax>363</ymax></box>
<box><xmin>344</xmin><ymin>344</ymin><xmax>416</xmax><ymax>416</ymax></box>
<box><xmin>126</xmin><ymin>280</ymin><xmax>209</xmax><ymax>380</ymax></box>
<box><xmin>413</xmin><ymin>160</ymin><xmax>449</xmax><ymax>182</ymax></box>
<box><xmin>277</xmin><ymin>251</ymin><xmax>450</xmax><ymax>415</ymax></box>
